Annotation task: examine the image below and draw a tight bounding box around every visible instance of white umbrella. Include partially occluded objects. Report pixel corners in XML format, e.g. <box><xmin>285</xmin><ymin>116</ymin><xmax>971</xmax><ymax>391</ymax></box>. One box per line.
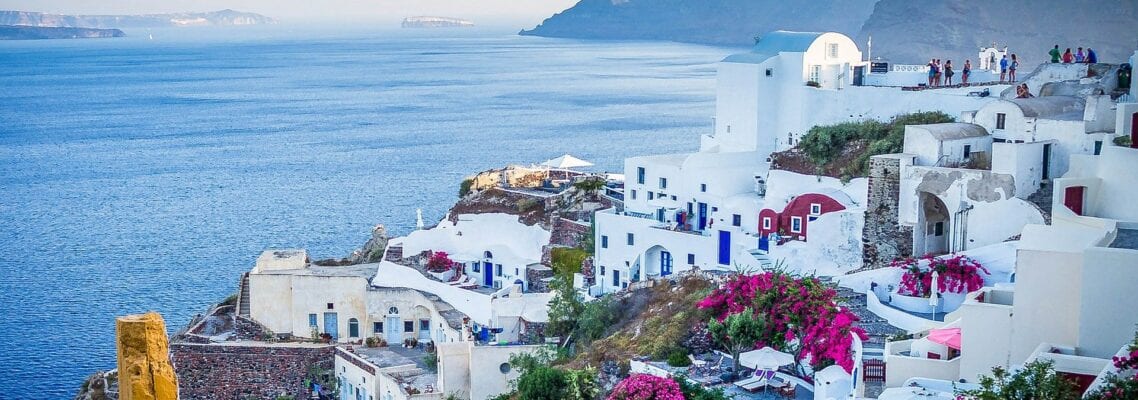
<box><xmin>928</xmin><ymin>271</ymin><xmax>940</xmax><ymax>312</ymax></box>
<box><xmin>738</xmin><ymin>346</ymin><xmax>794</xmax><ymax>370</ymax></box>
<box><xmin>540</xmin><ymin>154</ymin><xmax>594</xmax><ymax>169</ymax></box>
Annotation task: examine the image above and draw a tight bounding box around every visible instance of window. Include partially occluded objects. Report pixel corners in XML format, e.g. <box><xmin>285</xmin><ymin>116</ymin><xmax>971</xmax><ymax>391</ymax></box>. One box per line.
<box><xmin>600</xmin><ymin>266</ymin><xmax>605</xmax><ymax>276</ymax></box>
<box><xmin>765</xmin><ymin>68</ymin><xmax>773</xmax><ymax>77</ymax></box>
<box><xmin>732</xmin><ymin>214</ymin><xmax>741</xmax><ymax>227</ymax></box>
<box><xmin>636</xmin><ymin>167</ymin><xmax>645</xmax><ymax>184</ymax></box>
<box><xmin>627</xmin><ymin>233</ymin><xmax>635</xmax><ymax>246</ymax></box>
<box><xmin>601</xmin><ymin>235</ymin><xmax>608</xmax><ymax>248</ymax></box>
<box><xmin>934</xmin><ymin>221</ymin><xmax>944</xmax><ymax>236</ymax></box>
<box><xmin>496</xmin><ymin>264</ymin><xmax>503</xmax><ymax>277</ymax></box>
<box><xmin>963</xmin><ymin>145</ymin><xmax>972</xmax><ymax>159</ymax></box>
<box><xmin>1094</xmin><ymin>140</ymin><xmax>1103</xmax><ymax>155</ymax></box>
<box><xmin>327</xmin><ymin>303</ymin><xmax>334</xmax><ymax>310</ymax></box>
<box><xmin>500</xmin><ymin>363</ymin><xmax>512</xmax><ymax>374</ymax></box>
<box><xmin>484</xmin><ymin>251</ymin><xmax>493</xmax><ymax>259</ymax></box>
<box><xmin>472</xmin><ymin>262</ymin><xmax>480</xmax><ymax>273</ymax></box>
<box><xmin>687</xmin><ymin>254</ymin><xmax>695</xmax><ymax>264</ymax></box>
<box><xmin>658</xmin><ymin>192</ymin><xmax>665</xmax><ymax>199</ymax></box>
<box><xmin>630</xmin><ymin>190</ymin><xmax>637</xmax><ymax>200</ymax></box>
<box><xmin>613</xmin><ymin>270</ymin><xmax>620</xmax><ymax>287</ymax></box>
<box><xmin>420</xmin><ymin>319</ymin><xmax>430</xmax><ymax>331</ymax></box>
<box><xmin>712</xmin><ymin>207</ymin><xmax>718</xmax><ymax>212</ymax></box>
<box><xmin>790</xmin><ymin>216</ymin><xmax>803</xmax><ymax>233</ymax></box>
<box><xmin>648</xmin><ymin>192</ymin><xmax>654</xmax><ymax>200</ymax></box>
<box><xmin>670</xmin><ymin>195</ymin><xmax>677</xmax><ymax>201</ymax></box>
<box><xmin>373</xmin><ymin>322</ymin><xmax>383</xmax><ymax>333</ymax></box>
<box><xmin>700</xmin><ymin>183</ymin><xmax>707</xmax><ymax>192</ymax></box>
<box><xmin>515</xmin><ymin>268</ymin><xmax>519</xmax><ymax>276</ymax></box>
<box><xmin>809</xmin><ymin>65</ymin><xmax>821</xmax><ymax>83</ymax></box>
<box><xmin>762</xmin><ymin>217</ymin><xmax>772</xmax><ymax>230</ymax></box>
<box><xmin>996</xmin><ymin>113</ymin><xmax>1006</xmax><ymax>129</ymax></box>
<box><xmin>388</xmin><ymin>307</ymin><xmax>399</xmax><ymax>315</ymax></box>
<box><xmin>659</xmin><ymin>177</ymin><xmax>667</xmax><ymax>189</ymax></box>
<box><xmin>404</xmin><ymin>321</ymin><xmax>414</xmax><ymax>332</ymax></box>
<box><xmin>810</xmin><ymin>203</ymin><xmax>822</xmax><ymax>215</ymax></box>
<box><xmin>348</xmin><ymin>318</ymin><xmax>359</xmax><ymax>338</ymax></box>
<box><xmin>828</xmin><ymin>43</ymin><xmax>839</xmax><ymax>58</ymax></box>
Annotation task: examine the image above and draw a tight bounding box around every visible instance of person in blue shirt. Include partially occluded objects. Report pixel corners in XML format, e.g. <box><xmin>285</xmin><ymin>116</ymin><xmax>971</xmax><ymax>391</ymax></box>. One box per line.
<box><xmin>1086</xmin><ymin>48</ymin><xmax>1098</xmax><ymax>64</ymax></box>
<box><xmin>999</xmin><ymin>55</ymin><xmax>1009</xmax><ymax>82</ymax></box>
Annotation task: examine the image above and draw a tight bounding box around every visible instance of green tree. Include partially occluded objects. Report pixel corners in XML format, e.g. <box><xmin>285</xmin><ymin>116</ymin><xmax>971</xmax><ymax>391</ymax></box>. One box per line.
<box><xmin>708</xmin><ymin>307</ymin><xmax>767</xmax><ymax>377</ymax></box>
<box><xmin>573</xmin><ymin>178</ymin><xmax>606</xmax><ymax>200</ymax></box>
<box><xmin>958</xmin><ymin>359</ymin><xmax>1080</xmax><ymax>400</ymax></box>
<box><xmin>575</xmin><ymin>294</ymin><xmax>619</xmax><ymax>345</ymax></box>
<box><xmin>459</xmin><ymin>178</ymin><xmax>474</xmax><ymax>197</ymax></box>
<box><xmin>546</xmin><ymin>274</ymin><xmax>584</xmax><ymax>338</ymax></box>
<box><xmin>563</xmin><ymin>366</ymin><xmax>600</xmax><ymax>400</ymax></box>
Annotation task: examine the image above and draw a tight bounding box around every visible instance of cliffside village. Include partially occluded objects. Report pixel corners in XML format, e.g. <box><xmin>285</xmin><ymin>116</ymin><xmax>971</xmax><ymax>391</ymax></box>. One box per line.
<box><xmin>100</xmin><ymin>31</ymin><xmax>1138</xmax><ymax>400</ymax></box>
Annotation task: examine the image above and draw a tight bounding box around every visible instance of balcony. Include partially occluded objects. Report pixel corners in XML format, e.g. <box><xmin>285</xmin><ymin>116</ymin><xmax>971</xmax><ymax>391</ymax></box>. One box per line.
<box><xmin>884</xmin><ymin>339</ymin><xmax>961</xmax><ymax>387</ymax></box>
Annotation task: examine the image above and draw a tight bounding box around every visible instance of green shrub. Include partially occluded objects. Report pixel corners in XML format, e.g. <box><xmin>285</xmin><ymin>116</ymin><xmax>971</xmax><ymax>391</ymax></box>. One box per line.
<box><xmin>516</xmin><ymin>366</ymin><xmax>567</xmax><ymax>400</ymax></box>
<box><xmin>459</xmin><ymin>178</ymin><xmax>474</xmax><ymax>197</ymax></box>
<box><xmin>516</xmin><ymin>198</ymin><xmax>542</xmax><ymax>212</ymax></box>
<box><xmin>666</xmin><ymin>349</ymin><xmax>692</xmax><ymax>367</ymax></box>
<box><xmin>576</xmin><ymin>295</ymin><xmax>620</xmax><ymax>344</ymax></box>
<box><xmin>797</xmin><ymin>111</ymin><xmax>953</xmax><ymax>176</ymax></box>
<box><xmin>551</xmin><ymin>247</ymin><xmax>588</xmax><ymax>276</ymax></box>
<box><xmin>674</xmin><ymin>374</ymin><xmax>730</xmax><ymax>400</ymax></box>
<box><xmin>1116</xmin><ymin>135</ymin><xmax>1133</xmax><ymax>147</ymax></box>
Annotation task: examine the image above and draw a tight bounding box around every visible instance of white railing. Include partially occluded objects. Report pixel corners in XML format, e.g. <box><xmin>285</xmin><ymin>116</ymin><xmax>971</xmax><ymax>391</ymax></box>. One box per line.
<box><xmin>891</xmin><ymin>64</ymin><xmax>929</xmax><ymax>73</ymax></box>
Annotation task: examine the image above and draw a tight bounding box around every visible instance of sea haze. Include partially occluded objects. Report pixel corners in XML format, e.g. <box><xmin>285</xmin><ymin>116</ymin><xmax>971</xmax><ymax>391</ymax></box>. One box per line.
<box><xmin>0</xmin><ymin>27</ymin><xmax>731</xmax><ymax>397</ymax></box>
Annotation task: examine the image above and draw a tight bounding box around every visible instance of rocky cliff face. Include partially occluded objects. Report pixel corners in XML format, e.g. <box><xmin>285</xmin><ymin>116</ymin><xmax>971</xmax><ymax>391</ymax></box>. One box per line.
<box><xmin>856</xmin><ymin>0</ymin><xmax>1138</xmax><ymax>65</ymax></box>
<box><xmin>0</xmin><ymin>25</ymin><xmax>124</xmax><ymax>40</ymax></box>
<box><xmin>0</xmin><ymin>9</ymin><xmax>276</xmax><ymax>29</ymax></box>
<box><xmin>520</xmin><ymin>0</ymin><xmax>877</xmax><ymax>45</ymax></box>
<box><xmin>116</xmin><ymin>312</ymin><xmax>177</xmax><ymax>400</ymax></box>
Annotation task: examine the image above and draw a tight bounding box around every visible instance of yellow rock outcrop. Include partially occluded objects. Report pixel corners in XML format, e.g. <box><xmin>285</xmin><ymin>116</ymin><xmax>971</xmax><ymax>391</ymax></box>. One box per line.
<box><xmin>116</xmin><ymin>312</ymin><xmax>178</xmax><ymax>400</ymax></box>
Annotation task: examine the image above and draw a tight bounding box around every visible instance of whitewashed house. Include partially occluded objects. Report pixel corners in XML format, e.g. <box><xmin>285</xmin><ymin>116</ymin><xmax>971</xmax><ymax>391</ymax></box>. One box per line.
<box><xmin>882</xmin><ymin>116</ymin><xmax>1138</xmax><ymax>395</ymax></box>
<box><xmin>401</xmin><ymin>213</ymin><xmax>550</xmax><ymax>291</ymax></box>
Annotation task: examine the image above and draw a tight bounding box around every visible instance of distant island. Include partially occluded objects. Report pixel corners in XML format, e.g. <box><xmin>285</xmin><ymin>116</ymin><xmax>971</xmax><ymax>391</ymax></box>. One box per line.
<box><xmin>0</xmin><ymin>9</ymin><xmax>276</xmax><ymax>29</ymax></box>
<box><xmin>0</xmin><ymin>25</ymin><xmax>124</xmax><ymax>40</ymax></box>
<box><xmin>401</xmin><ymin>16</ymin><xmax>474</xmax><ymax>28</ymax></box>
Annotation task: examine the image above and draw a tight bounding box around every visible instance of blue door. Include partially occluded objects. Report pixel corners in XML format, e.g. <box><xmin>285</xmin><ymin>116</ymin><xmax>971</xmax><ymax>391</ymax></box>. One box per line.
<box><xmin>698</xmin><ymin>203</ymin><xmax>708</xmax><ymax>230</ymax></box>
<box><xmin>718</xmin><ymin>230</ymin><xmax>731</xmax><ymax>266</ymax></box>
<box><xmin>323</xmin><ymin>312</ymin><xmax>338</xmax><ymax>340</ymax></box>
<box><xmin>484</xmin><ymin>262</ymin><xmax>494</xmax><ymax>287</ymax></box>
<box><xmin>656</xmin><ymin>208</ymin><xmax>664</xmax><ymax>222</ymax></box>
<box><xmin>386</xmin><ymin>316</ymin><xmax>401</xmax><ymax>343</ymax></box>
<box><xmin>759</xmin><ymin>235</ymin><xmax>769</xmax><ymax>252</ymax></box>
<box><xmin>660</xmin><ymin>251</ymin><xmax>672</xmax><ymax>276</ymax></box>
<box><xmin>612</xmin><ymin>270</ymin><xmax>620</xmax><ymax>287</ymax></box>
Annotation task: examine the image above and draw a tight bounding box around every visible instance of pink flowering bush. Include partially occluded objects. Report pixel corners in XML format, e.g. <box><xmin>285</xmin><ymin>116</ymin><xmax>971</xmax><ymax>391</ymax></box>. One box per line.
<box><xmin>696</xmin><ymin>272</ymin><xmax>868</xmax><ymax>373</ymax></box>
<box><xmin>1085</xmin><ymin>330</ymin><xmax>1138</xmax><ymax>400</ymax></box>
<box><xmin>607</xmin><ymin>374</ymin><xmax>684</xmax><ymax>400</ymax></box>
<box><xmin>893</xmin><ymin>254</ymin><xmax>989</xmax><ymax>297</ymax></box>
<box><xmin>425</xmin><ymin>251</ymin><xmax>455</xmax><ymax>273</ymax></box>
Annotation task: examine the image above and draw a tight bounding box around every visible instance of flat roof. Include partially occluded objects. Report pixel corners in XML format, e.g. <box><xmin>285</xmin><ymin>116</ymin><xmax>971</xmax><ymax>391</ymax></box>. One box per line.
<box><xmin>253</xmin><ymin>262</ymin><xmax>377</xmax><ymax>278</ymax></box>
<box><xmin>1109</xmin><ymin>229</ymin><xmax>1138</xmax><ymax>250</ymax></box>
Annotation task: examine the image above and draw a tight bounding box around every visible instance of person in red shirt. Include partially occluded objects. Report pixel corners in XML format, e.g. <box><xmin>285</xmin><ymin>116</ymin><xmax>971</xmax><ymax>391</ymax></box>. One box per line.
<box><xmin>1062</xmin><ymin>48</ymin><xmax>1074</xmax><ymax>63</ymax></box>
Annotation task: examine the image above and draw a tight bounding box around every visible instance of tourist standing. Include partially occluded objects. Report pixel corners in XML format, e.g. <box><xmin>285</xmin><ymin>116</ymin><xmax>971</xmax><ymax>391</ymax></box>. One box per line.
<box><xmin>1086</xmin><ymin>48</ymin><xmax>1098</xmax><ymax>63</ymax></box>
<box><xmin>934</xmin><ymin>59</ymin><xmax>942</xmax><ymax>87</ymax></box>
<box><xmin>1049</xmin><ymin>45</ymin><xmax>1061</xmax><ymax>63</ymax></box>
<box><xmin>944</xmin><ymin>60</ymin><xmax>955</xmax><ymax>85</ymax></box>
<box><xmin>1000</xmin><ymin>55</ymin><xmax>1009</xmax><ymax>82</ymax></box>
<box><xmin>1076</xmin><ymin>47</ymin><xmax>1085</xmax><ymax>63</ymax></box>
<box><xmin>1063</xmin><ymin>48</ymin><xmax>1074</xmax><ymax>63</ymax></box>
<box><xmin>1009</xmin><ymin>54</ymin><xmax>1019</xmax><ymax>82</ymax></box>
<box><xmin>927</xmin><ymin>59</ymin><xmax>936</xmax><ymax>86</ymax></box>
<box><xmin>962</xmin><ymin>60</ymin><xmax>972</xmax><ymax>85</ymax></box>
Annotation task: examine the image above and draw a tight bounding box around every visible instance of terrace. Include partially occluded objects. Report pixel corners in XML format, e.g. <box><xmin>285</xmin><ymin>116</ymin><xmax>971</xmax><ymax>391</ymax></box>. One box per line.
<box><xmin>337</xmin><ymin>345</ymin><xmax>441</xmax><ymax>397</ymax></box>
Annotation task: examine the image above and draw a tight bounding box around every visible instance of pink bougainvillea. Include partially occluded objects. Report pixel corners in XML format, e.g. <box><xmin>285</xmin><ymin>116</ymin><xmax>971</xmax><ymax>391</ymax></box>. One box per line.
<box><xmin>607</xmin><ymin>374</ymin><xmax>684</xmax><ymax>400</ymax></box>
<box><xmin>893</xmin><ymin>254</ymin><xmax>989</xmax><ymax>297</ymax></box>
<box><xmin>425</xmin><ymin>251</ymin><xmax>455</xmax><ymax>273</ymax></box>
<box><xmin>696</xmin><ymin>272</ymin><xmax>868</xmax><ymax>373</ymax></box>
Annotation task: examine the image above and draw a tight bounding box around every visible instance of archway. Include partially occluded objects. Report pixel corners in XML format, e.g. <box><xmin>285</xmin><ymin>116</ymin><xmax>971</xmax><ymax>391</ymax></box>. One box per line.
<box><xmin>918</xmin><ymin>193</ymin><xmax>950</xmax><ymax>255</ymax></box>
<box><xmin>643</xmin><ymin>245</ymin><xmax>674</xmax><ymax>278</ymax></box>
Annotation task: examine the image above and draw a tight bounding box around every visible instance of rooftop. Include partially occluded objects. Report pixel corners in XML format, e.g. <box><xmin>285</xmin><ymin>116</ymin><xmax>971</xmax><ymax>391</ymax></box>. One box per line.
<box><xmin>722</xmin><ymin>30</ymin><xmax>824</xmax><ymax>64</ymax></box>
<box><xmin>912</xmin><ymin>123</ymin><xmax>989</xmax><ymax>141</ymax></box>
<box><xmin>1004</xmin><ymin>96</ymin><xmax>1085</xmax><ymax>118</ymax></box>
<box><xmin>253</xmin><ymin>262</ymin><xmax>376</xmax><ymax>278</ymax></box>
<box><xmin>339</xmin><ymin>346</ymin><xmax>440</xmax><ymax>394</ymax></box>
<box><xmin>1109</xmin><ymin>228</ymin><xmax>1138</xmax><ymax>250</ymax></box>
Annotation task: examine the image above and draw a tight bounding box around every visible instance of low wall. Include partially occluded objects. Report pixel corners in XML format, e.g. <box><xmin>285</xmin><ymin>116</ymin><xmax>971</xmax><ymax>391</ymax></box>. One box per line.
<box><xmin>866</xmin><ymin>291</ymin><xmax>939</xmax><ymax>333</ymax></box>
<box><xmin>171</xmin><ymin>342</ymin><xmax>334</xmax><ymax>400</ymax></box>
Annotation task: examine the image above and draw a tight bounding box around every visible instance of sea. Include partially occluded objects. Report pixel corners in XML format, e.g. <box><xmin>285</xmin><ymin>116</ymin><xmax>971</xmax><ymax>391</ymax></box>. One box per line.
<box><xmin>0</xmin><ymin>26</ymin><xmax>735</xmax><ymax>398</ymax></box>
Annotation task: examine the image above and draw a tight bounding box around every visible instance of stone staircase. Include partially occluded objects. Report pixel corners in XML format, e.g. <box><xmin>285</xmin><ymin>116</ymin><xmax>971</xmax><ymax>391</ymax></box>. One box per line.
<box><xmin>831</xmin><ymin>284</ymin><xmax>904</xmax><ymax>348</ymax></box>
<box><xmin>1026</xmin><ymin>180</ymin><xmax>1053</xmax><ymax>225</ymax></box>
<box><xmin>236</xmin><ymin>272</ymin><xmax>251</xmax><ymax>318</ymax></box>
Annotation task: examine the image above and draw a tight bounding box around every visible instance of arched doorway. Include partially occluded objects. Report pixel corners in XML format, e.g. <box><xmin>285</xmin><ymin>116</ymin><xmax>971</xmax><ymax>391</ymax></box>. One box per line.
<box><xmin>643</xmin><ymin>245</ymin><xmax>674</xmax><ymax>278</ymax></box>
<box><xmin>385</xmin><ymin>306</ymin><xmax>401</xmax><ymax>344</ymax></box>
<box><xmin>918</xmin><ymin>193</ymin><xmax>950</xmax><ymax>255</ymax></box>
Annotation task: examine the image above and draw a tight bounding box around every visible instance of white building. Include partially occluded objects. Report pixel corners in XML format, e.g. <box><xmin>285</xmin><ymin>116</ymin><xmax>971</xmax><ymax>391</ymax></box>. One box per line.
<box><xmin>883</xmin><ymin>134</ymin><xmax>1138</xmax><ymax>395</ymax></box>
<box><xmin>592</xmin><ymin>31</ymin><xmax>1007</xmax><ymax>295</ymax></box>
<box><xmin>401</xmin><ymin>213</ymin><xmax>550</xmax><ymax>291</ymax></box>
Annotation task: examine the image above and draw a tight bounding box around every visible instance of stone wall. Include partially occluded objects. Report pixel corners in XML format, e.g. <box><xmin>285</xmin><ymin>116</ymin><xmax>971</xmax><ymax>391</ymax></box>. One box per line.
<box><xmin>550</xmin><ymin>217</ymin><xmax>590</xmax><ymax>248</ymax></box>
<box><xmin>862</xmin><ymin>156</ymin><xmax>914</xmax><ymax>269</ymax></box>
<box><xmin>170</xmin><ymin>342</ymin><xmax>334</xmax><ymax>400</ymax></box>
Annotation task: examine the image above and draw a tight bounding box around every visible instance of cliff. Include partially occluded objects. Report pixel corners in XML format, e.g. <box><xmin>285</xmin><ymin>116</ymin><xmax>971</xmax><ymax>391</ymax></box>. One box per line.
<box><xmin>520</xmin><ymin>0</ymin><xmax>877</xmax><ymax>45</ymax></box>
<box><xmin>0</xmin><ymin>25</ymin><xmax>124</xmax><ymax>40</ymax></box>
<box><xmin>856</xmin><ymin>0</ymin><xmax>1138</xmax><ymax>65</ymax></box>
<box><xmin>0</xmin><ymin>9</ymin><xmax>276</xmax><ymax>29</ymax></box>
<box><xmin>402</xmin><ymin>16</ymin><xmax>474</xmax><ymax>28</ymax></box>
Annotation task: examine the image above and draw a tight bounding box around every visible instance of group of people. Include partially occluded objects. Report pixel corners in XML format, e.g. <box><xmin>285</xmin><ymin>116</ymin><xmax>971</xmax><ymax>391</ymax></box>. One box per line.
<box><xmin>926</xmin><ymin>59</ymin><xmax>974</xmax><ymax>87</ymax></box>
<box><xmin>1050</xmin><ymin>45</ymin><xmax>1098</xmax><ymax>64</ymax></box>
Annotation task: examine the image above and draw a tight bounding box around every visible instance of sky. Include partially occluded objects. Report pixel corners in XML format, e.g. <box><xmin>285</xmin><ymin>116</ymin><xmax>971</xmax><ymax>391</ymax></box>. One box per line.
<box><xmin>0</xmin><ymin>0</ymin><xmax>581</xmax><ymax>27</ymax></box>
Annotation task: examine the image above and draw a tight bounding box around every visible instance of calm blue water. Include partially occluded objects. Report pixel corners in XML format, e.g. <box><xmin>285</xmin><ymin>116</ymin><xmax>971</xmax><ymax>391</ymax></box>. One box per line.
<box><xmin>0</xmin><ymin>27</ymin><xmax>731</xmax><ymax>398</ymax></box>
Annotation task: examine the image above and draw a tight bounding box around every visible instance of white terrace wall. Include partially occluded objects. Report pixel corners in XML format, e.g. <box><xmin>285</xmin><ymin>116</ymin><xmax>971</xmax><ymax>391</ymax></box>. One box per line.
<box><xmin>991</xmin><ymin>141</ymin><xmax>1046</xmax><ymax>198</ymax></box>
<box><xmin>1077</xmin><ymin>246</ymin><xmax>1138</xmax><ymax>358</ymax></box>
<box><xmin>373</xmin><ymin>262</ymin><xmax>493</xmax><ymax>325</ymax></box>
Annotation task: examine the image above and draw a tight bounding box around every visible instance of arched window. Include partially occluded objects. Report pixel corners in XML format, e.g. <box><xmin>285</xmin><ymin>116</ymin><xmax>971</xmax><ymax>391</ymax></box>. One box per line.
<box><xmin>484</xmin><ymin>251</ymin><xmax>493</xmax><ymax>259</ymax></box>
<box><xmin>348</xmin><ymin>318</ymin><xmax>359</xmax><ymax>338</ymax></box>
<box><xmin>388</xmin><ymin>307</ymin><xmax>399</xmax><ymax>315</ymax></box>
